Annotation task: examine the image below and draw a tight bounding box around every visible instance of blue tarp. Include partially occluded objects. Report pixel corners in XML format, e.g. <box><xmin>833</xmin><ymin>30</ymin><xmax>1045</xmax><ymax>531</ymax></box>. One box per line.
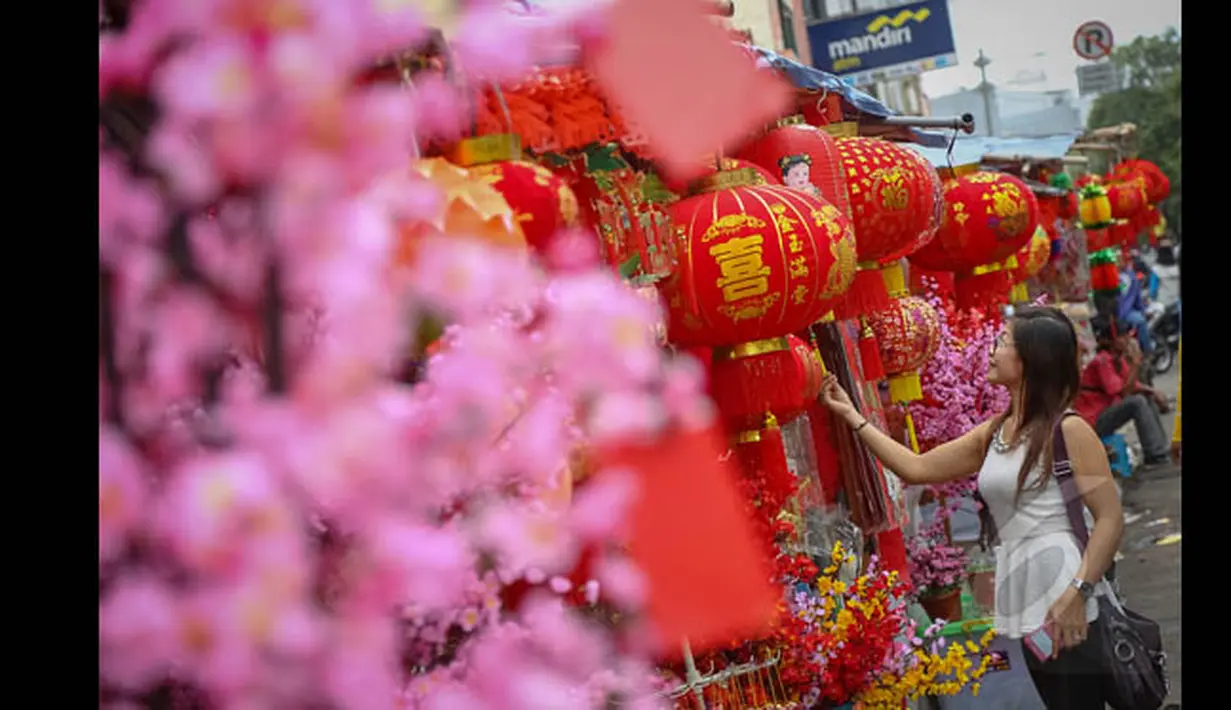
<box><xmin>911</xmin><ymin>134</ymin><xmax>1083</xmax><ymax>170</ymax></box>
<box><xmin>746</xmin><ymin>46</ymin><xmax>952</xmax><ymax>149</ymax></box>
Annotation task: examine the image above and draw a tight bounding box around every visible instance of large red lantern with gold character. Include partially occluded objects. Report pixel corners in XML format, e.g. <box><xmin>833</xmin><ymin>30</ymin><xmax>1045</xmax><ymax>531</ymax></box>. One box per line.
<box><xmin>866</xmin><ymin>295</ymin><xmax>941</xmax><ymax>403</ymax></box>
<box><xmin>448</xmin><ymin>134</ymin><xmax>580</xmax><ymax>255</ymax></box>
<box><xmin>908</xmin><ymin>171</ymin><xmax>1039</xmax><ymax>309</ymax></box>
<box><xmin>832</xmin><ymin>137</ymin><xmax>943</xmax><ymax>317</ymax></box>
<box><xmin>709</xmin><ymin>335</ymin><xmax>825</xmax><ymax>427</ymax></box>
<box><xmin>736</xmin><ymin>116</ymin><xmax>851</xmax><ymax>216</ymax></box>
<box><xmin>659</xmin><ymin>169</ymin><xmax>857</xmax><ymax>347</ymax></box>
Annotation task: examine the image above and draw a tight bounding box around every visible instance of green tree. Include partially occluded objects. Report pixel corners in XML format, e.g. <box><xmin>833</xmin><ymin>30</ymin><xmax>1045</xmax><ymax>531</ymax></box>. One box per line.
<box><xmin>1087</xmin><ymin>28</ymin><xmax>1182</xmax><ymax>236</ymax></box>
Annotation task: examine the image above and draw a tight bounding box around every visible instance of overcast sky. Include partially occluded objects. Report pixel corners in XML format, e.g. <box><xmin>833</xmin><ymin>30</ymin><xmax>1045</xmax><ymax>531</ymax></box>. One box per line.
<box><xmin>921</xmin><ymin>0</ymin><xmax>1181</xmax><ymax>97</ymax></box>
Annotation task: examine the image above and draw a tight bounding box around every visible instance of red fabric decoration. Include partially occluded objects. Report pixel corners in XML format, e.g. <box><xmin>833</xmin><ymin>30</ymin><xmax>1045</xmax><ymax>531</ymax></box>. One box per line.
<box><xmin>659</xmin><ymin>170</ymin><xmax>857</xmax><ymax>346</ymax></box>
<box><xmin>596</xmin><ymin>427</ymin><xmax>779</xmax><ymax>655</ymax></box>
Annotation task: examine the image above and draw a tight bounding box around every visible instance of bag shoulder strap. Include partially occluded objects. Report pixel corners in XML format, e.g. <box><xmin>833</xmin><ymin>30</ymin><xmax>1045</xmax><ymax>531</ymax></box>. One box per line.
<box><xmin>1051</xmin><ymin>409</ymin><xmax>1091</xmax><ymax>552</ymax></box>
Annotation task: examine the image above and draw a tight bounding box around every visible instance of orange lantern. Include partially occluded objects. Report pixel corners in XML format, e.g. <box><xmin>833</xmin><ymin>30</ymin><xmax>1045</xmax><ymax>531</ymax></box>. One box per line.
<box><xmin>832</xmin><ymin>137</ymin><xmax>943</xmax><ymax>317</ymax></box>
<box><xmin>735</xmin><ymin>116</ymin><xmax>851</xmax><ymax>216</ymax></box>
<box><xmin>865</xmin><ymin>295</ymin><xmax>941</xmax><ymax>403</ymax></box>
<box><xmin>908</xmin><ymin>171</ymin><xmax>1039</xmax><ymax>310</ymax></box>
<box><xmin>393</xmin><ymin>158</ymin><xmax>527</xmax><ymax>269</ymax></box>
<box><xmin>709</xmin><ymin>335</ymin><xmax>825</xmax><ymax>427</ymax></box>
<box><xmin>448</xmin><ymin>134</ymin><xmax>580</xmax><ymax>255</ymax></box>
<box><xmin>1009</xmin><ymin>226</ymin><xmax>1051</xmax><ymax>303</ymax></box>
<box><xmin>659</xmin><ymin>168</ymin><xmax>857</xmax><ymax>347</ymax></box>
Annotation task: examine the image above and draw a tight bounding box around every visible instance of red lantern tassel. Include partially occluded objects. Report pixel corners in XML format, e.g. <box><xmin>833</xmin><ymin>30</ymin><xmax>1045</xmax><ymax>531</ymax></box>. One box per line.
<box><xmin>807</xmin><ymin>404</ymin><xmax>844</xmax><ymax>507</ymax></box>
<box><xmin>734</xmin><ymin>415</ymin><xmax>795</xmax><ymax>505</ymax></box>
<box><xmin>954</xmin><ymin>269</ymin><xmax>1011</xmax><ymax>311</ymax></box>
<box><xmin>875</xmin><ymin>528</ymin><xmax>910</xmax><ymax>581</ymax></box>
<box><xmin>857</xmin><ymin>321</ymin><xmax>886</xmax><ymax>381</ymax></box>
<box><xmin>835</xmin><ymin>263</ymin><xmax>892</xmax><ymax>320</ymax></box>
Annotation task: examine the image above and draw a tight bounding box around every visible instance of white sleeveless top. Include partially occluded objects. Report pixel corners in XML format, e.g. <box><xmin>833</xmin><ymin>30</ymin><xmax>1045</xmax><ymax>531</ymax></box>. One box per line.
<box><xmin>976</xmin><ymin>426</ymin><xmax>1099</xmax><ymax>638</ymax></box>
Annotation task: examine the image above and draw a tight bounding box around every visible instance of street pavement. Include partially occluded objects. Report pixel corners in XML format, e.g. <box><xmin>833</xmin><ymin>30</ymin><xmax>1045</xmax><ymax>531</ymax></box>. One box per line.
<box><xmin>1113</xmin><ymin>258</ymin><xmax>1182</xmax><ymax>706</ymax></box>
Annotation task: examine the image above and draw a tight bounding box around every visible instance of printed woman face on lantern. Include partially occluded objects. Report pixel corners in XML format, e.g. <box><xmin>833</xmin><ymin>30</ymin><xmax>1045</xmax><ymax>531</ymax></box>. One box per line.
<box><xmin>779</xmin><ymin>155</ymin><xmax>821</xmax><ymax>198</ymax></box>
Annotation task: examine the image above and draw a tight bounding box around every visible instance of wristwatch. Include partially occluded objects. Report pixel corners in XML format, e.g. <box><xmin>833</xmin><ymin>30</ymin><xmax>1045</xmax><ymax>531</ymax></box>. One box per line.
<box><xmin>1071</xmin><ymin>578</ymin><xmax>1096</xmax><ymax>600</ymax></box>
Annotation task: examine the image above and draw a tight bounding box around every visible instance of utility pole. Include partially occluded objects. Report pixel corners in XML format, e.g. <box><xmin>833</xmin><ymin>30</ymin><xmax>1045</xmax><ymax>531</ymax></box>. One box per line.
<box><xmin>975</xmin><ymin>48</ymin><xmax>994</xmax><ymax>136</ymax></box>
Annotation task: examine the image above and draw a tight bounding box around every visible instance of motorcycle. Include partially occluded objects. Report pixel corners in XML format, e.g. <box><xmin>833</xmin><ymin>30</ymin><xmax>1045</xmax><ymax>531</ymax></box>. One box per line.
<box><xmin>1148</xmin><ymin>300</ymin><xmax>1181</xmax><ymax>376</ymax></box>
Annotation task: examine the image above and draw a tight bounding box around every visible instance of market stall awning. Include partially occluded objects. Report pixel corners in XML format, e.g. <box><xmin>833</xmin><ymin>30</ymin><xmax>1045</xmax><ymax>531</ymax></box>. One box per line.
<box><xmin>745</xmin><ymin>46</ymin><xmax>954</xmax><ymax>149</ymax></box>
<box><xmin>911</xmin><ymin>134</ymin><xmax>1082</xmax><ymax>170</ymax></box>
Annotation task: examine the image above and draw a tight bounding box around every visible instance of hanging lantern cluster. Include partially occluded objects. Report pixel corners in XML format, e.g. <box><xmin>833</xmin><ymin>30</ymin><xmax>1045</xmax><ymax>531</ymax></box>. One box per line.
<box><xmin>1009</xmin><ymin>226</ymin><xmax>1051</xmax><ymax>303</ymax></box>
<box><xmin>658</xmin><ymin>168</ymin><xmax>857</xmax><ymax>347</ymax></box>
<box><xmin>831</xmin><ymin>137</ymin><xmax>943</xmax><ymax>318</ymax></box>
<box><xmin>907</xmin><ymin>171</ymin><xmax>1039</xmax><ymax>310</ymax></box>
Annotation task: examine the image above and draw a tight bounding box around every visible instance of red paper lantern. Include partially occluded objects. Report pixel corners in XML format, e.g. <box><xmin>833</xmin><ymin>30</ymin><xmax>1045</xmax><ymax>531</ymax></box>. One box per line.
<box><xmin>1106</xmin><ymin>180</ymin><xmax>1146</xmax><ymax>222</ymax></box>
<box><xmin>865</xmin><ymin>295</ymin><xmax>941</xmax><ymax>403</ymax></box>
<box><xmin>709</xmin><ymin>335</ymin><xmax>825</xmax><ymax>427</ymax></box>
<box><xmin>1111</xmin><ymin>159</ymin><xmax>1171</xmax><ymax>204</ymax></box>
<box><xmin>908</xmin><ymin>171</ymin><xmax>1039</xmax><ymax>309</ymax></box>
<box><xmin>659</xmin><ymin>169</ymin><xmax>858</xmax><ymax>347</ymax></box>
<box><xmin>735</xmin><ymin>117</ymin><xmax>851</xmax><ymax>217</ymax></box>
<box><xmin>832</xmin><ymin>137</ymin><xmax>943</xmax><ymax>317</ymax></box>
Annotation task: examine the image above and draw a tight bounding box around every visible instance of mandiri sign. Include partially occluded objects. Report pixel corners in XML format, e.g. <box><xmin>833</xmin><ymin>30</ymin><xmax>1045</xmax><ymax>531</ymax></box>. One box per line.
<box><xmin>806</xmin><ymin>0</ymin><xmax>958</xmax><ymax>86</ymax></box>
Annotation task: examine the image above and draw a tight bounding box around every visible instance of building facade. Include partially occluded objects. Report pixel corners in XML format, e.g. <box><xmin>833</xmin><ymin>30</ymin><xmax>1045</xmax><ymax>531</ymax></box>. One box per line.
<box><xmin>731</xmin><ymin>0</ymin><xmax>815</xmax><ymax>65</ymax></box>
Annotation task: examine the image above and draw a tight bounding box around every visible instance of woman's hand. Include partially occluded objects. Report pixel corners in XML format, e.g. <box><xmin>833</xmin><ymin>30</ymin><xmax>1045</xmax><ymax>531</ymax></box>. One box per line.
<box><xmin>1044</xmin><ymin>588</ymin><xmax>1089</xmax><ymax>656</ymax></box>
<box><xmin>820</xmin><ymin>375</ymin><xmax>859</xmax><ymax>423</ymax></box>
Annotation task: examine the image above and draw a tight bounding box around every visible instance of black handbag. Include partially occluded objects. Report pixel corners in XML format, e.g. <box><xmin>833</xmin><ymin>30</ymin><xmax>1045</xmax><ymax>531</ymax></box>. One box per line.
<box><xmin>1051</xmin><ymin>413</ymin><xmax>1170</xmax><ymax>710</ymax></box>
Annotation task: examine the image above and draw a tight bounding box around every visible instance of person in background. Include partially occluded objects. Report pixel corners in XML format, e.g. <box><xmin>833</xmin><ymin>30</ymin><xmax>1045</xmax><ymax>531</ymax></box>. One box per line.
<box><xmin>1076</xmin><ymin>315</ymin><xmax>1175</xmax><ymax>471</ymax></box>
<box><xmin>1116</xmin><ymin>257</ymin><xmax>1154</xmax><ymax>357</ymax></box>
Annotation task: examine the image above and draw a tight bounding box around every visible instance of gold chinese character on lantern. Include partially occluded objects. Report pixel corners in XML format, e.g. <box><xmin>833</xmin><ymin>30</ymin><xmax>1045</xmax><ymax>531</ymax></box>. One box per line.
<box><xmin>709</xmin><ymin>235</ymin><xmax>771</xmax><ymax>302</ymax></box>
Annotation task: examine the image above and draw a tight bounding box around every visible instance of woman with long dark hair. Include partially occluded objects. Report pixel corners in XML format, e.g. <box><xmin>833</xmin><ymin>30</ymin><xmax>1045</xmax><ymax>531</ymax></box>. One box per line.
<box><xmin>820</xmin><ymin>306</ymin><xmax>1123</xmax><ymax>709</ymax></box>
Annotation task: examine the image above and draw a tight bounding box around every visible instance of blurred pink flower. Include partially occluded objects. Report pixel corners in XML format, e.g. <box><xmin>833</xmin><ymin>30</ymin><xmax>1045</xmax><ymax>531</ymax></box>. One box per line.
<box><xmin>451</xmin><ymin>6</ymin><xmax>537</xmax><ymax>83</ymax></box>
<box><xmin>99</xmin><ymin>575</ymin><xmax>182</xmax><ymax>690</ymax></box>
<box><xmin>100</xmin><ymin>427</ymin><xmax>147</xmax><ymax>566</ymax></box>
